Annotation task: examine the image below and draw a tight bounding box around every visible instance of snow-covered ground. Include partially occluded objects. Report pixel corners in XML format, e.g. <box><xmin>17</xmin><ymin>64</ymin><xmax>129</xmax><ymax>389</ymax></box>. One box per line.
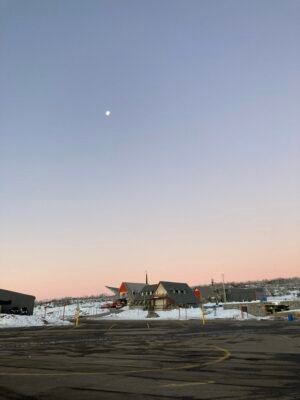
<box><xmin>0</xmin><ymin>300</ymin><xmax>107</xmax><ymax>329</ymax></box>
<box><xmin>100</xmin><ymin>305</ymin><xmax>261</xmax><ymax>321</ymax></box>
<box><xmin>267</xmin><ymin>293</ymin><xmax>300</xmax><ymax>302</ymax></box>
<box><xmin>0</xmin><ymin>302</ymin><xmax>261</xmax><ymax>328</ymax></box>
<box><xmin>3</xmin><ymin>292</ymin><xmax>300</xmax><ymax>328</ymax></box>
<box><xmin>0</xmin><ymin>313</ymin><xmax>71</xmax><ymax>328</ymax></box>
<box><xmin>34</xmin><ymin>301</ymin><xmax>108</xmax><ymax>320</ymax></box>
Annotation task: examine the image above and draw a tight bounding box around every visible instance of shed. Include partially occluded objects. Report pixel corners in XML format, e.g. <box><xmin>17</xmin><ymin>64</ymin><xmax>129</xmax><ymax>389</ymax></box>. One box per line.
<box><xmin>225</xmin><ymin>287</ymin><xmax>267</xmax><ymax>302</ymax></box>
<box><xmin>0</xmin><ymin>289</ymin><xmax>35</xmax><ymax>315</ymax></box>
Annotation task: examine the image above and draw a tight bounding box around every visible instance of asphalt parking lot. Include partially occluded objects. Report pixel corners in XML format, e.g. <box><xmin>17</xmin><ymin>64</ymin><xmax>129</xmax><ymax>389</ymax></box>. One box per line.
<box><xmin>0</xmin><ymin>319</ymin><xmax>299</xmax><ymax>400</ymax></box>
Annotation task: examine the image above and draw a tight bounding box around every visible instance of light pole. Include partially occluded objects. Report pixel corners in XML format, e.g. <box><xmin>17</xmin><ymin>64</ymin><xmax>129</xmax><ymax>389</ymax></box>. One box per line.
<box><xmin>222</xmin><ymin>273</ymin><xmax>227</xmax><ymax>303</ymax></box>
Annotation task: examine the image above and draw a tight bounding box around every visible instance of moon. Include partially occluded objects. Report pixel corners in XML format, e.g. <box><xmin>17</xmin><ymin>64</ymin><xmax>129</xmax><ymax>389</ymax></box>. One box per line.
<box><xmin>105</xmin><ymin>110</ymin><xmax>111</xmax><ymax>117</ymax></box>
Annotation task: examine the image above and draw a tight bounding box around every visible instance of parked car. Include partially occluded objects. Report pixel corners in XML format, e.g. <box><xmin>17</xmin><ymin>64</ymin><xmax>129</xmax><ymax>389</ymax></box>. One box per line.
<box><xmin>101</xmin><ymin>299</ymin><xmax>127</xmax><ymax>309</ymax></box>
<box><xmin>111</xmin><ymin>299</ymin><xmax>127</xmax><ymax>309</ymax></box>
<box><xmin>115</xmin><ymin>302</ymin><xmax>123</xmax><ymax>309</ymax></box>
<box><xmin>118</xmin><ymin>298</ymin><xmax>127</xmax><ymax>306</ymax></box>
<box><xmin>100</xmin><ymin>302</ymin><xmax>113</xmax><ymax>309</ymax></box>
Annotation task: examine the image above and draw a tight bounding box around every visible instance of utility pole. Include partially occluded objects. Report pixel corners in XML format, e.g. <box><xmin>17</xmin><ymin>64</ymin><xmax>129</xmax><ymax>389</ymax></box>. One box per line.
<box><xmin>222</xmin><ymin>273</ymin><xmax>227</xmax><ymax>303</ymax></box>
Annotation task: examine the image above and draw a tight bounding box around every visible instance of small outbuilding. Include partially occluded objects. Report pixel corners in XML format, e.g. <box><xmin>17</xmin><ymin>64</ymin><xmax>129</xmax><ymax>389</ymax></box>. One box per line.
<box><xmin>0</xmin><ymin>289</ymin><xmax>35</xmax><ymax>315</ymax></box>
<box><xmin>225</xmin><ymin>287</ymin><xmax>267</xmax><ymax>302</ymax></box>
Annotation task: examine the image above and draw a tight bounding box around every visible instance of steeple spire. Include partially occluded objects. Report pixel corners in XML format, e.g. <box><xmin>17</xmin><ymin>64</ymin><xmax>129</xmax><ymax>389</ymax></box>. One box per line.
<box><xmin>145</xmin><ymin>271</ymin><xmax>149</xmax><ymax>285</ymax></box>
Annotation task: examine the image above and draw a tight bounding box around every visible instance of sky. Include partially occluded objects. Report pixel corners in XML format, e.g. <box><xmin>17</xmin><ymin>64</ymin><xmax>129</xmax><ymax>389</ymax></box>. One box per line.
<box><xmin>1</xmin><ymin>0</ymin><xmax>299</xmax><ymax>299</ymax></box>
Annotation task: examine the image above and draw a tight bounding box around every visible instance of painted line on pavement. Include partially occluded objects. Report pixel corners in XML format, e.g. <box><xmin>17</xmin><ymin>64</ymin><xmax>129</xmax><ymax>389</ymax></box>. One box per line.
<box><xmin>0</xmin><ymin>345</ymin><xmax>231</xmax><ymax>378</ymax></box>
<box><xmin>162</xmin><ymin>380</ymin><xmax>215</xmax><ymax>388</ymax></box>
<box><xmin>107</xmin><ymin>324</ymin><xmax>116</xmax><ymax>331</ymax></box>
<box><xmin>160</xmin><ymin>345</ymin><xmax>230</xmax><ymax>388</ymax></box>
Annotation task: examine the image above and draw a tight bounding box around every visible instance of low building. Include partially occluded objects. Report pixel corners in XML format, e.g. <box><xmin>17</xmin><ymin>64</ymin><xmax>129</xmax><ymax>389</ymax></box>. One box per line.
<box><xmin>0</xmin><ymin>289</ymin><xmax>35</xmax><ymax>315</ymax></box>
<box><xmin>223</xmin><ymin>301</ymin><xmax>298</xmax><ymax>317</ymax></box>
<box><xmin>153</xmin><ymin>281</ymin><xmax>200</xmax><ymax>310</ymax></box>
<box><xmin>193</xmin><ymin>285</ymin><xmax>220</xmax><ymax>302</ymax></box>
<box><xmin>110</xmin><ymin>280</ymin><xmax>200</xmax><ymax>310</ymax></box>
<box><xmin>225</xmin><ymin>287</ymin><xmax>267</xmax><ymax>302</ymax></box>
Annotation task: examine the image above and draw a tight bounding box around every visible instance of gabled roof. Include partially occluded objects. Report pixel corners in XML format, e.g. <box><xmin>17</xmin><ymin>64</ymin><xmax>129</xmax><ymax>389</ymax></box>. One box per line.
<box><xmin>134</xmin><ymin>284</ymin><xmax>159</xmax><ymax>302</ymax></box>
<box><xmin>158</xmin><ymin>281</ymin><xmax>199</xmax><ymax>305</ymax></box>
<box><xmin>122</xmin><ymin>283</ymin><xmax>145</xmax><ymax>293</ymax></box>
<box><xmin>105</xmin><ymin>286</ymin><xmax>119</xmax><ymax>295</ymax></box>
<box><xmin>142</xmin><ymin>284</ymin><xmax>159</xmax><ymax>293</ymax></box>
<box><xmin>0</xmin><ymin>288</ymin><xmax>35</xmax><ymax>299</ymax></box>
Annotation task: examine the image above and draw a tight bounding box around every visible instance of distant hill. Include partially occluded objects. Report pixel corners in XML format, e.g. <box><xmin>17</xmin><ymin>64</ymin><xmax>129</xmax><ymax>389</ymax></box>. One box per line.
<box><xmin>194</xmin><ymin>277</ymin><xmax>300</xmax><ymax>296</ymax></box>
<box><xmin>36</xmin><ymin>293</ymin><xmax>112</xmax><ymax>306</ymax></box>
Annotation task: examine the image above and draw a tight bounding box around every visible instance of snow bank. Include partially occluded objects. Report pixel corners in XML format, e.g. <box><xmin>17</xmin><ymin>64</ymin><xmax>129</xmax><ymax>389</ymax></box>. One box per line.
<box><xmin>0</xmin><ymin>314</ymin><xmax>71</xmax><ymax>328</ymax></box>
<box><xmin>101</xmin><ymin>306</ymin><xmax>259</xmax><ymax>321</ymax></box>
<box><xmin>0</xmin><ymin>300</ymin><xmax>107</xmax><ymax>329</ymax></box>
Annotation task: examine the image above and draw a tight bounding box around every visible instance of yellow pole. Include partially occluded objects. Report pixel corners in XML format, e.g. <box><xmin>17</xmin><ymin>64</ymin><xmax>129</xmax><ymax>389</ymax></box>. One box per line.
<box><xmin>75</xmin><ymin>306</ymin><xmax>80</xmax><ymax>328</ymax></box>
<box><xmin>201</xmin><ymin>304</ymin><xmax>205</xmax><ymax>325</ymax></box>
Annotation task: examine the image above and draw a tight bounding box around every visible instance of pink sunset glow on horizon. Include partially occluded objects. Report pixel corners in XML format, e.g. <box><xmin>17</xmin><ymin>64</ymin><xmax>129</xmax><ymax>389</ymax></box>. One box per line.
<box><xmin>1</xmin><ymin>230</ymin><xmax>299</xmax><ymax>300</ymax></box>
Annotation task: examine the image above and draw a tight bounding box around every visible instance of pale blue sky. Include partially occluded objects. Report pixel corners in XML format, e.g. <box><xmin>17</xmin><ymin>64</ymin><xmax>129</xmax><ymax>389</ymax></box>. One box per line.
<box><xmin>1</xmin><ymin>1</ymin><xmax>299</xmax><ymax>298</ymax></box>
